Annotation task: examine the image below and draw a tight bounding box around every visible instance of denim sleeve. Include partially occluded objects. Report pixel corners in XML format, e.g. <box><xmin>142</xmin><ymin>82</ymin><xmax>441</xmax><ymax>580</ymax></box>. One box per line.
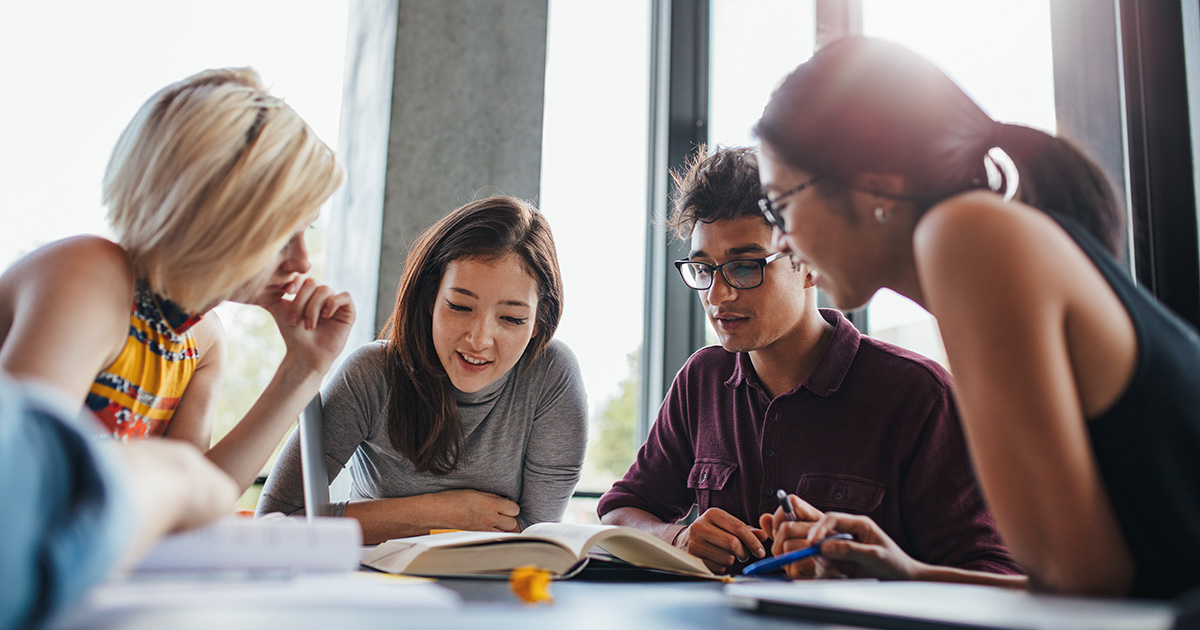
<box><xmin>0</xmin><ymin>380</ymin><xmax>134</xmax><ymax>629</ymax></box>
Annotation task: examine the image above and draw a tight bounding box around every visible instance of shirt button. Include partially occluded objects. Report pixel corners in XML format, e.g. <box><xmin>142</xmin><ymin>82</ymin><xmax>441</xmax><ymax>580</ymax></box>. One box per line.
<box><xmin>763</xmin><ymin>488</ymin><xmax>773</xmax><ymax>497</ymax></box>
<box><xmin>833</xmin><ymin>491</ymin><xmax>844</xmax><ymax>501</ymax></box>
<box><xmin>765</xmin><ymin>448</ymin><xmax>775</xmax><ymax>458</ymax></box>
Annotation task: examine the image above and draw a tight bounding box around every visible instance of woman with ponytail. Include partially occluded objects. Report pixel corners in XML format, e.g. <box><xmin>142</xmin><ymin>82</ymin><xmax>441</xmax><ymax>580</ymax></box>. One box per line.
<box><xmin>257</xmin><ymin>196</ymin><xmax>587</xmax><ymax>545</ymax></box>
<box><xmin>757</xmin><ymin>37</ymin><xmax>1200</xmax><ymax>598</ymax></box>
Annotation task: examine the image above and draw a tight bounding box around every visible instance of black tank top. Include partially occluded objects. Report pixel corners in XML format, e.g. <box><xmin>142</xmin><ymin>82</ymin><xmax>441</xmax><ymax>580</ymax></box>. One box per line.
<box><xmin>1051</xmin><ymin>211</ymin><xmax>1200</xmax><ymax>599</ymax></box>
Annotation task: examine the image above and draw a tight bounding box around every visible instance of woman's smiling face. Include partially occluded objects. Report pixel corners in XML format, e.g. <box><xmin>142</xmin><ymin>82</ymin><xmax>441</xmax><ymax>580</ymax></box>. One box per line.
<box><xmin>431</xmin><ymin>253</ymin><xmax>540</xmax><ymax>393</ymax></box>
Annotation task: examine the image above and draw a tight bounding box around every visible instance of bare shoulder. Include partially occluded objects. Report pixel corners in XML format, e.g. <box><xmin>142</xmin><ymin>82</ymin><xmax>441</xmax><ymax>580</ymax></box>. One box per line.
<box><xmin>0</xmin><ymin>236</ymin><xmax>138</xmax><ymax>394</ymax></box>
<box><xmin>2</xmin><ymin>236</ymin><xmax>135</xmax><ymax>321</ymax></box>
<box><xmin>4</xmin><ymin>236</ymin><xmax>135</xmax><ymax>301</ymax></box>
<box><xmin>915</xmin><ymin>192</ymin><xmax>1056</xmax><ymax>265</ymax></box>
<box><xmin>189</xmin><ymin>309</ymin><xmax>227</xmax><ymax>364</ymax></box>
<box><xmin>917</xmin><ymin>192</ymin><xmax>1075</xmax><ymax>288</ymax></box>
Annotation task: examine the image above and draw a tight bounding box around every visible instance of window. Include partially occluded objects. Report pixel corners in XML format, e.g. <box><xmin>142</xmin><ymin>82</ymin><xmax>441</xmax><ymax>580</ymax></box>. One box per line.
<box><xmin>705</xmin><ymin>0</ymin><xmax>816</xmax><ymax>345</ymax></box>
<box><xmin>0</xmin><ymin>1</ymin><xmax>349</xmax><ymax>508</ymax></box>
<box><xmin>860</xmin><ymin>0</ymin><xmax>1055</xmax><ymax>366</ymax></box>
<box><xmin>540</xmin><ymin>0</ymin><xmax>653</xmax><ymax>522</ymax></box>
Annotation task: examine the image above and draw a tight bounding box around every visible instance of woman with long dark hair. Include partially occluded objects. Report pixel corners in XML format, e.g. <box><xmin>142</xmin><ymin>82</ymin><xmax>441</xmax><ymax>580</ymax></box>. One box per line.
<box><xmin>259</xmin><ymin>196</ymin><xmax>587</xmax><ymax>544</ymax></box>
<box><xmin>758</xmin><ymin>37</ymin><xmax>1200</xmax><ymax>598</ymax></box>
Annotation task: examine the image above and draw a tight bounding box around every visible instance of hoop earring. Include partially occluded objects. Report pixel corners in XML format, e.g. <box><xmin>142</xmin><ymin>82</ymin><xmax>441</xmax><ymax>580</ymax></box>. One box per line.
<box><xmin>874</xmin><ymin>206</ymin><xmax>892</xmax><ymax>224</ymax></box>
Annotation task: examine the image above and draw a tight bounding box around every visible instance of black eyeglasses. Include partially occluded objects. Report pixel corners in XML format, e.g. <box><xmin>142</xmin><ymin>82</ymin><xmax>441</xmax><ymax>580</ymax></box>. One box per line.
<box><xmin>674</xmin><ymin>252</ymin><xmax>789</xmax><ymax>290</ymax></box>
<box><xmin>758</xmin><ymin>177</ymin><xmax>820</xmax><ymax>233</ymax></box>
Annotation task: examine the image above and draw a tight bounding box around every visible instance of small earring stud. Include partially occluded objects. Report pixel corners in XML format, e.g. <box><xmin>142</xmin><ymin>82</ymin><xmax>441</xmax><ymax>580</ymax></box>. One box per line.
<box><xmin>874</xmin><ymin>206</ymin><xmax>891</xmax><ymax>224</ymax></box>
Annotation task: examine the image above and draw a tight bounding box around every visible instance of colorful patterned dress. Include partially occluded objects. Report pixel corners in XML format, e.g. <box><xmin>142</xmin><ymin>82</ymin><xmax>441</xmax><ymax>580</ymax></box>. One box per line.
<box><xmin>86</xmin><ymin>281</ymin><xmax>202</xmax><ymax>439</ymax></box>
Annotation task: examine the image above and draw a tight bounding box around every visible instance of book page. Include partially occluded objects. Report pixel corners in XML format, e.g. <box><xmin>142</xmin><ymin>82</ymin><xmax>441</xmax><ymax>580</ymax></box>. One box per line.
<box><xmin>362</xmin><ymin>532</ymin><xmax>578</xmax><ymax>576</ymax></box>
<box><xmin>521</xmin><ymin>522</ymin><xmax>617</xmax><ymax>557</ymax></box>
<box><xmin>523</xmin><ymin>523</ymin><xmax>714</xmax><ymax>577</ymax></box>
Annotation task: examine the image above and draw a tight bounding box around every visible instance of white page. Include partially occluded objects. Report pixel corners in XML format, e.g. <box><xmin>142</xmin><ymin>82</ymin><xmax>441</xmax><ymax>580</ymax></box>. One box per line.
<box><xmin>135</xmin><ymin>515</ymin><xmax>362</xmax><ymax>573</ymax></box>
<box><xmin>78</xmin><ymin>572</ymin><xmax>459</xmax><ymax>611</ymax></box>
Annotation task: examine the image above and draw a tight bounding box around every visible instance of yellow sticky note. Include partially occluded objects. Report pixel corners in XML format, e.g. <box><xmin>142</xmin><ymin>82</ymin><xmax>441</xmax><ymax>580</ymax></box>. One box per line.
<box><xmin>510</xmin><ymin>565</ymin><xmax>554</xmax><ymax>605</ymax></box>
<box><xmin>429</xmin><ymin>529</ymin><xmax>464</xmax><ymax>535</ymax></box>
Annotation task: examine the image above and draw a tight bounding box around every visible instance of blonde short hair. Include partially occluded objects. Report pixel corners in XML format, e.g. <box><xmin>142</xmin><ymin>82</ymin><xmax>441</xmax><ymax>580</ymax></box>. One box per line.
<box><xmin>103</xmin><ymin>67</ymin><xmax>344</xmax><ymax>313</ymax></box>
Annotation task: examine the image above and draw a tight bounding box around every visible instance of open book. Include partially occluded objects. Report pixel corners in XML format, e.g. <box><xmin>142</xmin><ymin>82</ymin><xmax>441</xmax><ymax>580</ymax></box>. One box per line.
<box><xmin>361</xmin><ymin>522</ymin><xmax>718</xmax><ymax>579</ymax></box>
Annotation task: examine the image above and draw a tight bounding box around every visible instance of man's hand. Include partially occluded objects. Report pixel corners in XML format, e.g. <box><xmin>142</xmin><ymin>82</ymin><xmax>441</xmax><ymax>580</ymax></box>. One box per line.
<box><xmin>675</xmin><ymin>508</ymin><xmax>767</xmax><ymax>574</ymax></box>
<box><xmin>760</xmin><ymin>493</ymin><xmax>824</xmax><ymax>578</ymax></box>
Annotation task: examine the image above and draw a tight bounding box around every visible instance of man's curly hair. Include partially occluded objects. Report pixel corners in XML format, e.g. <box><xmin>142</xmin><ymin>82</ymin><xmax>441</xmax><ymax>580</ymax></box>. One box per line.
<box><xmin>666</xmin><ymin>145</ymin><xmax>771</xmax><ymax>242</ymax></box>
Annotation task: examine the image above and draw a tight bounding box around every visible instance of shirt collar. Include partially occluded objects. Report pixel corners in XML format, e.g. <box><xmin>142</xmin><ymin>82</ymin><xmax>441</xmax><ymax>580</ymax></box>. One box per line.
<box><xmin>725</xmin><ymin>308</ymin><xmax>860</xmax><ymax>397</ymax></box>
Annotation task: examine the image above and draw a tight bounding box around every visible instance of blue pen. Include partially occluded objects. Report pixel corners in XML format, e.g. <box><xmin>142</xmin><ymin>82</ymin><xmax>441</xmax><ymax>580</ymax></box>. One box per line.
<box><xmin>742</xmin><ymin>533</ymin><xmax>854</xmax><ymax>576</ymax></box>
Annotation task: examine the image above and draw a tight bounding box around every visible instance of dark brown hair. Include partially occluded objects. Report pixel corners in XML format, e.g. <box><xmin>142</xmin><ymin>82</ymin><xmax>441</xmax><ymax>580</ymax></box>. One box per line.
<box><xmin>381</xmin><ymin>196</ymin><xmax>564</xmax><ymax>474</ymax></box>
<box><xmin>667</xmin><ymin>145</ymin><xmax>771</xmax><ymax>242</ymax></box>
<box><xmin>754</xmin><ymin>36</ymin><xmax>1123</xmax><ymax>256</ymax></box>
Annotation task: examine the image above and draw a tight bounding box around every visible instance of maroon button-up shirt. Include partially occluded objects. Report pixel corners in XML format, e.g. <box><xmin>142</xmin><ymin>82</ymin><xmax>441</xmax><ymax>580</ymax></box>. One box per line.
<box><xmin>599</xmin><ymin>309</ymin><xmax>1019</xmax><ymax>574</ymax></box>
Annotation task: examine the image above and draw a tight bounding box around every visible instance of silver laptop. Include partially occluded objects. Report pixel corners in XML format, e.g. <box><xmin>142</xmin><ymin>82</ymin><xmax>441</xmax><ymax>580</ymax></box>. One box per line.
<box><xmin>298</xmin><ymin>394</ymin><xmax>331</xmax><ymax>519</ymax></box>
<box><xmin>726</xmin><ymin>580</ymin><xmax>1176</xmax><ymax>630</ymax></box>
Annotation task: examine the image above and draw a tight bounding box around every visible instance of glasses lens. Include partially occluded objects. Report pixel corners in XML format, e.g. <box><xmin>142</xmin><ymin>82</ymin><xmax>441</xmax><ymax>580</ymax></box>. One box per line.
<box><xmin>724</xmin><ymin>261</ymin><xmax>763</xmax><ymax>289</ymax></box>
<box><xmin>758</xmin><ymin>198</ymin><xmax>786</xmax><ymax>232</ymax></box>
<box><xmin>679</xmin><ymin>262</ymin><xmax>712</xmax><ymax>289</ymax></box>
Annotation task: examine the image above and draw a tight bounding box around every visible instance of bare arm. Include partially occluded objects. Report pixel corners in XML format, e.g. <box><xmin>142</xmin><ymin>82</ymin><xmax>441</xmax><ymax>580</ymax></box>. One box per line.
<box><xmin>796</xmin><ymin>511</ymin><xmax>1028</xmax><ymax>588</ymax></box>
<box><xmin>915</xmin><ymin>194</ymin><xmax>1134</xmax><ymax>595</ymax></box>
<box><xmin>0</xmin><ymin>237</ymin><xmax>132</xmax><ymax>402</ymax></box>
<box><xmin>205</xmin><ymin>278</ymin><xmax>355</xmax><ymax>493</ymax></box>
<box><xmin>344</xmin><ymin>491</ymin><xmax>520</xmax><ymax>544</ymax></box>
<box><xmin>114</xmin><ymin>439</ymin><xmax>239</xmax><ymax>569</ymax></box>
<box><xmin>161</xmin><ymin>314</ymin><xmax>225</xmax><ymax>450</ymax></box>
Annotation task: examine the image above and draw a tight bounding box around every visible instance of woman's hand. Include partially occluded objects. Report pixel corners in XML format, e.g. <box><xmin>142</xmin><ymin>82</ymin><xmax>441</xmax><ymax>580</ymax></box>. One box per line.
<box><xmin>116</xmin><ymin>439</ymin><xmax>239</xmax><ymax>568</ymax></box>
<box><xmin>427</xmin><ymin>489</ymin><xmax>521</xmax><ymax>533</ymax></box>
<box><xmin>263</xmin><ymin>277</ymin><xmax>355</xmax><ymax>376</ymax></box>
<box><xmin>802</xmin><ymin>511</ymin><xmax>925</xmax><ymax>580</ymax></box>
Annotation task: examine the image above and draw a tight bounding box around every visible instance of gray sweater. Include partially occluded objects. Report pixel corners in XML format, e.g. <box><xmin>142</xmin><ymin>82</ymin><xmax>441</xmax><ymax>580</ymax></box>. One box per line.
<box><xmin>256</xmin><ymin>338</ymin><xmax>588</xmax><ymax>528</ymax></box>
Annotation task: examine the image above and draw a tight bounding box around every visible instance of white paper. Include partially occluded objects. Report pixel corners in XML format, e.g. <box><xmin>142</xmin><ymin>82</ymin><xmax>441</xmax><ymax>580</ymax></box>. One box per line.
<box><xmin>135</xmin><ymin>515</ymin><xmax>362</xmax><ymax>573</ymax></box>
<box><xmin>83</xmin><ymin>572</ymin><xmax>460</xmax><ymax>610</ymax></box>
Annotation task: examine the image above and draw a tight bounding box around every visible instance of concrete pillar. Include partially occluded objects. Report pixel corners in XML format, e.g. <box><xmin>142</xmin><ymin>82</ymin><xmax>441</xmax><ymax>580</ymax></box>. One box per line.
<box><xmin>328</xmin><ymin>0</ymin><xmax>549</xmax><ymax>351</ymax></box>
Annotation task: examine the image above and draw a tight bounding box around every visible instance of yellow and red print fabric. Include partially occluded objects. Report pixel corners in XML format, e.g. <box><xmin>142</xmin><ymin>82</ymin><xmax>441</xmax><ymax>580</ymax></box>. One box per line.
<box><xmin>87</xmin><ymin>282</ymin><xmax>201</xmax><ymax>440</ymax></box>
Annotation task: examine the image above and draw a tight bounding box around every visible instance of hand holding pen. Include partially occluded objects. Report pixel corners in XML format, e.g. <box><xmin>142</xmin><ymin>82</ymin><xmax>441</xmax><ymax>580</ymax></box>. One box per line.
<box><xmin>756</xmin><ymin>490</ymin><xmax>828</xmax><ymax>579</ymax></box>
<box><xmin>759</xmin><ymin>490</ymin><xmax>824</xmax><ymax>535</ymax></box>
<box><xmin>743</xmin><ymin>532</ymin><xmax>855</xmax><ymax>575</ymax></box>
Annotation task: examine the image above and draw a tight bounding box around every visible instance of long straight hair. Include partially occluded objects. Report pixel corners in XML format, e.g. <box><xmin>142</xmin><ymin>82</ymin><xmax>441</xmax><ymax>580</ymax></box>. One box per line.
<box><xmin>754</xmin><ymin>36</ymin><xmax>1123</xmax><ymax>257</ymax></box>
<box><xmin>381</xmin><ymin>196</ymin><xmax>563</xmax><ymax>474</ymax></box>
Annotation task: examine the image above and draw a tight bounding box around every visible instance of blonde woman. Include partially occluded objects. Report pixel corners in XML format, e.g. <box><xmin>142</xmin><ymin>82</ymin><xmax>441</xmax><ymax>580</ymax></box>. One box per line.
<box><xmin>0</xmin><ymin>67</ymin><xmax>354</xmax><ymax>495</ymax></box>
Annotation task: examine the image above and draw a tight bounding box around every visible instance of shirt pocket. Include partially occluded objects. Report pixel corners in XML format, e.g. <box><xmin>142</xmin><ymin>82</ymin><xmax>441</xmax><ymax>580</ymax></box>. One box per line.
<box><xmin>797</xmin><ymin>473</ymin><xmax>886</xmax><ymax>514</ymax></box>
<box><xmin>687</xmin><ymin>459</ymin><xmax>740</xmax><ymax>515</ymax></box>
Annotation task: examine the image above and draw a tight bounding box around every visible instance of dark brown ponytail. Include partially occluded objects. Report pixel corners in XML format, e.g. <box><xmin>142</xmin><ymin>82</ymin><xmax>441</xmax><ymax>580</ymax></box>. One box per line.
<box><xmin>755</xmin><ymin>36</ymin><xmax>1124</xmax><ymax>257</ymax></box>
<box><xmin>991</xmin><ymin>123</ymin><xmax>1124</xmax><ymax>257</ymax></box>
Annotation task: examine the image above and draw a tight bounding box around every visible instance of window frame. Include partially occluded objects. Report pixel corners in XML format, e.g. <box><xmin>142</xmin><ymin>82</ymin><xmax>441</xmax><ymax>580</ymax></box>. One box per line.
<box><xmin>634</xmin><ymin>0</ymin><xmax>1200</xmax><ymax>448</ymax></box>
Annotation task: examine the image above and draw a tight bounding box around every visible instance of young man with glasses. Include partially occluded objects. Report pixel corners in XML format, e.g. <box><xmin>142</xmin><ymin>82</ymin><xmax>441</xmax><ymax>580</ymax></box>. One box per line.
<box><xmin>597</xmin><ymin>146</ymin><xmax>1019</xmax><ymax>578</ymax></box>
